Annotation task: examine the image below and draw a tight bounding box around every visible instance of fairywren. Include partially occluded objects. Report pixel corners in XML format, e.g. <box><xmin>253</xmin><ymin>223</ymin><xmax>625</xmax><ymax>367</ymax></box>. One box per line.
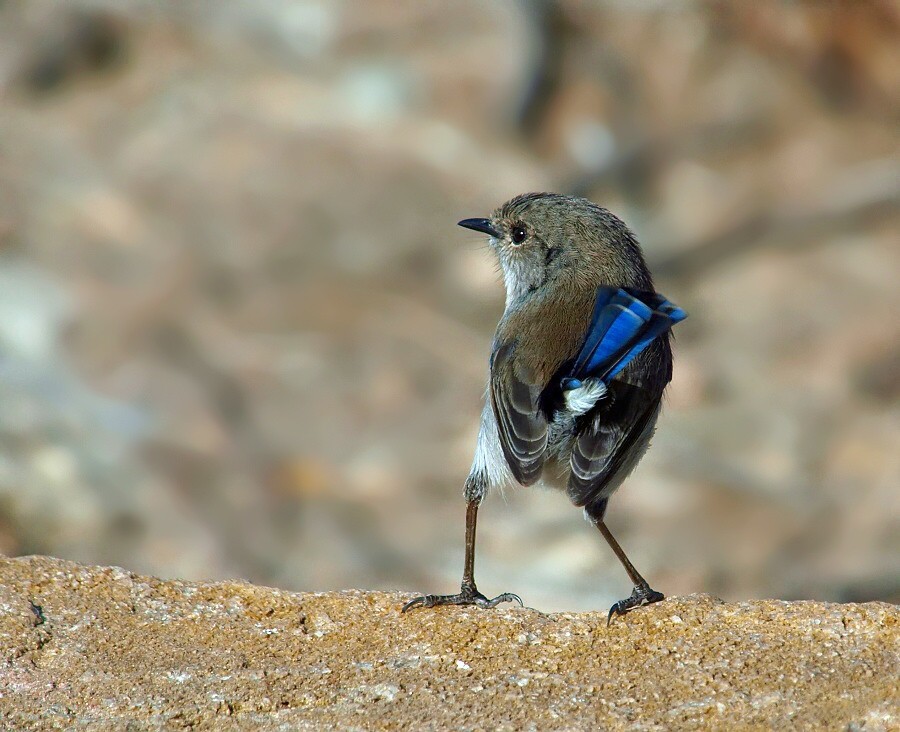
<box><xmin>403</xmin><ymin>193</ymin><xmax>686</xmax><ymax>622</ymax></box>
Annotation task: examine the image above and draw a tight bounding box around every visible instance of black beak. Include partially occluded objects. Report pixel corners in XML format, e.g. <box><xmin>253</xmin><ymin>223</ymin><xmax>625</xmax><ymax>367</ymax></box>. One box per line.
<box><xmin>458</xmin><ymin>218</ymin><xmax>501</xmax><ymax>238</ymax></box>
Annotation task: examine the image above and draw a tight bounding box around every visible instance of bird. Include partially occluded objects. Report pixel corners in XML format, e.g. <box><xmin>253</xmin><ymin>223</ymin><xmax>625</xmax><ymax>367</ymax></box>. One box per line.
<box><xmin>402</xmin><ymin>192</ymin><xmax>687</xmax><ymax>623</ymax></box>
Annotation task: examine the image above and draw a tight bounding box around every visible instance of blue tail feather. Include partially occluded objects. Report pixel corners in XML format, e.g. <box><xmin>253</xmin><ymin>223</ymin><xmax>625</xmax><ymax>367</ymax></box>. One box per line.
<box><xmin>569</xmin><ymin>287</ymin><xmax>620</xmax><ymax>375</ymax></box>
<box><xmin>628</xmin><ymin>291</ymin><xmax>688</xmax><ymax>324</ymax></box>
<box><xmin>654</xmin><ymin>299</ymin><xmax>688</xmax><ymax>324</ymax></box>
<box><xmin>571</xmin><ymin>289</ymin><xmax>653</xmax><ymax>376</ymax></box>
<box><xmin>583</xmin><ymin>303</ymin><xmax>649</xmax><ymax>374</ymax></box>
<box><xmin>604</xmin><ymin>312</ymin><xmax>673</xmax><ymax>380</ymax></box>
<box><xmin>568</xmin><ymin>287</ymin><xmax>687</xmax><ymax>384</ymax></box>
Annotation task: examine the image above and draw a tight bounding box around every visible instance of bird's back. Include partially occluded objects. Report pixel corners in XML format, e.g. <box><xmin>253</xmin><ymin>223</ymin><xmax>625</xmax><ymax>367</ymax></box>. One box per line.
<box><xmin>493</xmin><ymin>285</ymin><xmax>674</xmax><ymax>514</ymax></box>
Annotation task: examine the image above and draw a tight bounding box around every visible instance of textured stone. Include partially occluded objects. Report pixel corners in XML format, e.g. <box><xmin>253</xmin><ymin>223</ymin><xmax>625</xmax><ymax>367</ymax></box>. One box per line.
<box><xmin>0</xmin><ymin>556</ymin><xmax>897</xmax><ymax>730</ymax></box>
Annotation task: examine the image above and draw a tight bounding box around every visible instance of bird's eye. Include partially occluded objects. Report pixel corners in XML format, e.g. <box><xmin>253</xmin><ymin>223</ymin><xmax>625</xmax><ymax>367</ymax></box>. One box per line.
<box><xmin>511</xmin><ymin>225</ymin><xmax>527</xmax><ymax>244</ymax></box>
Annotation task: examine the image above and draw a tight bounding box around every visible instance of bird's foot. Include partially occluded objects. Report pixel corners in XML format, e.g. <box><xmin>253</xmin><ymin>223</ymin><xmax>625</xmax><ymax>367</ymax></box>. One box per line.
<box><xmin>607</xmin><ymin>584</ymin><xmax>664</xmax><ymax>626</ymax></box>
<box><xmin>402</xmin><ymin>584</ymin><xmax>523</xmax><ymax>613</ymax></box>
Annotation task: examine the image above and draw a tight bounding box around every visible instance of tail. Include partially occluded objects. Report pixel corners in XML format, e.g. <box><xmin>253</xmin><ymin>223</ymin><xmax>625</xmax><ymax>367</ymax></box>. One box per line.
<box><xmin>569</xmin><ymin>287</ymin><xmax>687</xmax><ymax>383</ymax></box>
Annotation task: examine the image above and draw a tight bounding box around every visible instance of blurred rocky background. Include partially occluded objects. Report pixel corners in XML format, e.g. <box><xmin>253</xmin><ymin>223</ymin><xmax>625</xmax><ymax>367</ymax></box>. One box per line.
<box><xmin>0</xmin><ymin>0</ymin><xmax>897</xmax><ymax>611</ymax></box>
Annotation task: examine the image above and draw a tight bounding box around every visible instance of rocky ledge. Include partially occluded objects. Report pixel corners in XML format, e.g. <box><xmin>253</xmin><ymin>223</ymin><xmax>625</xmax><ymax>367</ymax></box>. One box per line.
<box><xmin>0</xmin><ymin>556</ymin><xmax>896</xmax><ymax>730</ymax></box>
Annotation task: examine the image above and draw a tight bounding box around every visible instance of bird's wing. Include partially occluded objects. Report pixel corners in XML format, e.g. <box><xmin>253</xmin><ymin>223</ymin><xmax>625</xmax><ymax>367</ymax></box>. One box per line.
<box><xmin>489</xmin><ymin>339</ymin><xmax>549</xmax><ymax>486</ymax></box>
<box><xmin>567</xmin><ymin>382</ymin><xmax>661</xmax><ymax>515</ymax></box>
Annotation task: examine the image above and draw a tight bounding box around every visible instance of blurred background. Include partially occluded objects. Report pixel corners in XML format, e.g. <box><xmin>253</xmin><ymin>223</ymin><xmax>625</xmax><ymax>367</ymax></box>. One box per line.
<box><xmin>0</xmin><ymin>0</ymin><xmax>897</xmax><ymax>611</ymax></box>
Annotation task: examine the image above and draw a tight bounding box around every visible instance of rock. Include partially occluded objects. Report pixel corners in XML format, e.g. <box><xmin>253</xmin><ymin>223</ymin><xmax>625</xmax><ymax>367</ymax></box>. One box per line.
<box><xmin>0</xmin><ymin>556</ymin><xmax>896</xmax><ymax>730</ymax></box>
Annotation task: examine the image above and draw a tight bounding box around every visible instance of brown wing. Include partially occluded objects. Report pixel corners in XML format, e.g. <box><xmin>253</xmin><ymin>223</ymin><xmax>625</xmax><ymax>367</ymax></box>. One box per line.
<box><xmin>490</xmin><ymin>340</ymin><xmax>548</xmax><ymax>486</ymax></box>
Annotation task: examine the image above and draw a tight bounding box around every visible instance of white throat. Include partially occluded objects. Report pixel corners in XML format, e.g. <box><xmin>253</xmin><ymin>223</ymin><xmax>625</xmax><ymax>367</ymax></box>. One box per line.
<box><xmin>500</xmin><ymin>255</ymin><xmax>538</xmax><ymax>311</ymax></box>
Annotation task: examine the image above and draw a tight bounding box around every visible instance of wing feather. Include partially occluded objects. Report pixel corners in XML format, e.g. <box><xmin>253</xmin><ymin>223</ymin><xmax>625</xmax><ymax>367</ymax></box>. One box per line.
<box><xmin>490</xmin><ymin>341</ymin><xmax>548</xmax><ymax>485</ymax></box>
<box><xmin>567</xmin><ymin>386</ymin><xmax>661</xmax><ymax>510</ymax></box>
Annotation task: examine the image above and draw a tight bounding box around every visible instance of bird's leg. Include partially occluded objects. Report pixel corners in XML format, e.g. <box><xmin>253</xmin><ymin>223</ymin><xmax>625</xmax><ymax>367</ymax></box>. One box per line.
<box><xmin>402</xmin><ymin>500</ymin><xmax>523</xmax><ymax>612</ymax></box>
<box><xmin>594</xmin><ymin>518</ymin><xmax>664</xmax><ymax>625</ymax></box>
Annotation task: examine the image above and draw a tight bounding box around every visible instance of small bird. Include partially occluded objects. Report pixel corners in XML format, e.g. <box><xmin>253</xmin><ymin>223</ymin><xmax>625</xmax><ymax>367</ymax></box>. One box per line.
<box><xmin>403</xmin><ymin>193</ymin><xmax>687</xmax><ymax>623</ymax></box>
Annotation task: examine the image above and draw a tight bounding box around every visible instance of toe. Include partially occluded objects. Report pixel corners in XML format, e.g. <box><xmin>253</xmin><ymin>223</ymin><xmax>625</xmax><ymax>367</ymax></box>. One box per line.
<box><xmin>482</xmin><ymin>592</ymin><xmax>524</xmax><ymax>609</ymax></box>
<box><xmin>495</xmin><ymin>592</ymin><xmax>524</xmax><ymax>607</ymax></box>
<box><xmin>606</xmin><ymin>602</ymin><xmax>624</xmax><ymax>626</ymax></box>
<box><xmin>401</xmin><ymin>595</ymin><xmax>431</xmax><ymax>613</ymax></box>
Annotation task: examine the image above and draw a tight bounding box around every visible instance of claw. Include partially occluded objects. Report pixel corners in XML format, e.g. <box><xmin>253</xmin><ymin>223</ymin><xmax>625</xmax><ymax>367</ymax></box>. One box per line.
<box><xmin>606</xmin><ymin>601</ymin><xmax>625</xmax><ymax>627</ymax></box>
<box><xmin>401</xmin><ymin>595</ymin><xmax>430</xmax><ymax>613</ymax></box>
<box><xmin>606</xmin><ymin>585</ymin><xmax>665</xmax><ymax>626</ymax></box>
<box><xmin>492</xmin><ymin>592</ymin><xmax>524</xmax><ymax>608</ymax></box>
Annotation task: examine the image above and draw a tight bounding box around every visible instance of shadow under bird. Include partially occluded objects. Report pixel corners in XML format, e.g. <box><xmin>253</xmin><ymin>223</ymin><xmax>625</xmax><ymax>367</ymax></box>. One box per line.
<box><xmin>403</xmin><ymin>193</ymin><xmax>687</xmax><ymax>623</ymax></box>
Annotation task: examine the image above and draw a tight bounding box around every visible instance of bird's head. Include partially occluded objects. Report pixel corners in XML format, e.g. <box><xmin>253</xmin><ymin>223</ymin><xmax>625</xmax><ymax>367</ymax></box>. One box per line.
<box><xmin>458</xmin><ymin>193</ymin><xmax>653</xmax><ymax>307</ymax></box>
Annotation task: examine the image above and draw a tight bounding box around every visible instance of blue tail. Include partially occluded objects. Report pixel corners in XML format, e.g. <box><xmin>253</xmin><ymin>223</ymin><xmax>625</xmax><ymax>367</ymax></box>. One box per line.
<box><xmin>568</xmin><ymin>287</ymin><xmax>686</xmax><ymax>384</ymax></box>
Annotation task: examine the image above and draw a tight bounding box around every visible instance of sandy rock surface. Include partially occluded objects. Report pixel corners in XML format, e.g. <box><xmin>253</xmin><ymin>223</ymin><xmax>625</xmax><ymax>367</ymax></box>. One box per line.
<box><xmin>0</xmin><ymin>556</ymin><xmax>897</xmax><ymax>730</ymax></box>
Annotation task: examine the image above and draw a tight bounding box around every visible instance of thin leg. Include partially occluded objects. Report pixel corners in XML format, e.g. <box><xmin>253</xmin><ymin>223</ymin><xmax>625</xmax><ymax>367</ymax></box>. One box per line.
<box><xmin>401</xmin><ymin>500</ymin><xmax>523</xmax><ymax>612</ymax></box>
<box><xmin>594</xmin><ymin>519</ymin><xmax>664</xmax><ymax>625</ymax></box>
<box><xmin>461</xmin><ymin>499</ymin><xmax>478</xmax><ymax>589</ymax></box>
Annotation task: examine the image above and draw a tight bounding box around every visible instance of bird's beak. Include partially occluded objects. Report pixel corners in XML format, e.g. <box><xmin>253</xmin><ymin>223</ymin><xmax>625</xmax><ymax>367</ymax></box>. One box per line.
<box><xmin>458</xmin><ymin>218</ymin><xmax>501</xmax><ymax>238</ymax></box>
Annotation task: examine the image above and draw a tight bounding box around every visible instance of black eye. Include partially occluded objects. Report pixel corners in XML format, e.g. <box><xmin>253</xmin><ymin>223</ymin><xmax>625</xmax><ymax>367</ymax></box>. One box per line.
<box><xmin>511</xmin><ymin>225</ymin><xmax>527</xmax><ymax>244</ymax></box>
